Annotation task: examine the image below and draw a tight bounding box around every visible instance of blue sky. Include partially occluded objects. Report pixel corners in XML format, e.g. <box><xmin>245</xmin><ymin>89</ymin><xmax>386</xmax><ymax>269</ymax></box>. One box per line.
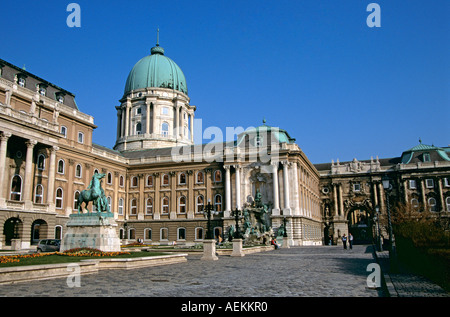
<box><xmin>1</xmin><ymin>0</ymin><xmax>448</xmax><ymax>164</ymax></box>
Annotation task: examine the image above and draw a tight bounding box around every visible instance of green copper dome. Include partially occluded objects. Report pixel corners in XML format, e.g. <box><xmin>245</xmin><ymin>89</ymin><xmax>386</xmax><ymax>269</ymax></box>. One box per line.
<box><xmin>124</xmin><ymin>44</ymin><xmax>188</xmax><ymax>96</ymax></box>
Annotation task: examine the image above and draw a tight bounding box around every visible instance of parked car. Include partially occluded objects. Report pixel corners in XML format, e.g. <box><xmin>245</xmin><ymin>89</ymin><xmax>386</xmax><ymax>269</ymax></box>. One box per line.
<box><xmin>36</xmin><ymin>239</ymin><xmax>61</xmax><ymax>253</ymax></box>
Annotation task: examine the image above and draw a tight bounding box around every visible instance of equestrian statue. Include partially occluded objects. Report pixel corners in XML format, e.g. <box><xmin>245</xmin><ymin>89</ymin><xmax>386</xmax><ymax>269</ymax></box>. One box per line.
<box><xmin>77</xmin><ymin>171</ymin><xmax>111</xmax><ymax>214</ymax></box>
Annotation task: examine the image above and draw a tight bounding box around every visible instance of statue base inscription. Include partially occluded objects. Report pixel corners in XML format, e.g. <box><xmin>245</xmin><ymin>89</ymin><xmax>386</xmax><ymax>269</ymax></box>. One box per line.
<box><xmin>61</xmin><ymin>213</ymin><xmax>121</xmax><ymax>252</ymax></box>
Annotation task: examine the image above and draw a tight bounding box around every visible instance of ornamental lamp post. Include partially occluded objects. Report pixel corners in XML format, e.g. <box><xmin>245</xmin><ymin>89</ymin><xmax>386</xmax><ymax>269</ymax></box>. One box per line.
<box><xmin>382</xmin><ymin>174</ymin><xmax>397</xmax><ymax>271</ymax></box>
<box><xmin>231</xmin><ymin>209</ymin><xmax>242</xmax><ymax>239</ymax></box>
<box><xmin>204</xmin><ymin>200</ymin><xmax>216</xmax><ymax>240</ymax></box>
<box><xmin>374</xmin><ymin>205</ymin><xmax>383</xmax><ymax>252</ymax></box>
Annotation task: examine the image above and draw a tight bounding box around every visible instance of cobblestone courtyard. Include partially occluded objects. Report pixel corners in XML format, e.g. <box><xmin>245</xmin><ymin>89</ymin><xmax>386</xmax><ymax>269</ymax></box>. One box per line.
<box><xmin>0</xmin><ymin>245</ymin><xmax>387</xmax><ymax>297</ymax></box>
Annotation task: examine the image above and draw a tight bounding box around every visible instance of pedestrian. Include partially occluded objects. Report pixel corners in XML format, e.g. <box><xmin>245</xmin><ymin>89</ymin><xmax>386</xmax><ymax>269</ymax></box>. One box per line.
<box><xmin>342</xmin><ymin>234</ymin><xmax>347</xmax><ymax>249</ymax></box>
<box><xmin>271</xmin><ymin>238</ymin><xmax>279</xmax><ymax>249</ymax></box>
<box><xmin>349</xmin><ymin>233</ymin><xmax>353</xmax><ymax>249</ymax></box>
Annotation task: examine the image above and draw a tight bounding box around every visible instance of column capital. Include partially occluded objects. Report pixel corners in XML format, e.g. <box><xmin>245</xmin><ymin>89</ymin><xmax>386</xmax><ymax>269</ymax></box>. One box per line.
<box><xmin>223</xmin><ymin>165</ymin><xmax>231</xmax><ymax>171</ymax></box>
<box><xmin>50</xmin><ymin>145</ymin><xmax>59</xmax><ymax>153</ymax></box>
<box><xmin>0</xmin><ymin>132</ymin><xmax>12</xmax><ymax>141</ymax></box>
<box><xmin>25</xmin><ymin>139</ymin><xmax>38</xmax><ymax>148</ymax></box>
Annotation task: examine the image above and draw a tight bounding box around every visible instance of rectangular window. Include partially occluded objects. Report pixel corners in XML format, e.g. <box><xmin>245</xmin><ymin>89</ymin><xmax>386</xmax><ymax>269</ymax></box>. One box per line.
<box><xmin>409</xmin><ymin>180</ymin><xmax>417</xmax><ymax>189</ymax></box>
<box><xmin>426</xmin><ymin>179</ymin><xmax>434</xmax><ymax>188</ymax></box>
<box><xmin>353</xmin><ymin>183</ymin><xmax>361</xmax><ymax>192</ymax></box>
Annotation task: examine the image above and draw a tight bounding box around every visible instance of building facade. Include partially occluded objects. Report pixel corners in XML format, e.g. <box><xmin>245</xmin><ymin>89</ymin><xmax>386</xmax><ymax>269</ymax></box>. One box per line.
<box><xmin>0</xmin><ymin>41</ymin><xmax>448</xmax><ymax>250</ymax></box>
<box><xmin>316</xmin><ymin>144</ymin><xmax>450</xmax><ymax>245</ymax></box>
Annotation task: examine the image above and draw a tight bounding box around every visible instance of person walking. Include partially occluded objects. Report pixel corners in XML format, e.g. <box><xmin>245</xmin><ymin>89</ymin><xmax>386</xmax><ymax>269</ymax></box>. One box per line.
<box><xmin>342</xmin><ymin>234</ymin><xmax>347</xmax><ymax>249</ymax></box>
<box><xmin>348</xmin><ymin>233</ymin><xmax>353</xmax><ymax>249</ymax></box>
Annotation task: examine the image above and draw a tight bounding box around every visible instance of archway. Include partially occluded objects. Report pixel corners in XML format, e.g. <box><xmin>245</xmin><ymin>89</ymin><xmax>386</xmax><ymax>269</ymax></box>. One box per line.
<box><xmin>3</xmin><ymin>217</ymin><xmax>22</xmax><ymax>246</ymax></box>
<box><xmin>347</xmin><ymin>207</ymin><xmax>374</xmax><ymax>244</ymax></box>
<box><xmin>31</xmin><ymin>219</ymin><xmax>48</xmax><ymax>245</ymax></box>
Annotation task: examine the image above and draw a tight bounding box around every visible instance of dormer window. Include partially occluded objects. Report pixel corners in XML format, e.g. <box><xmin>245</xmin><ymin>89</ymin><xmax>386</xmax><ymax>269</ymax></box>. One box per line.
<box><xmin>38</xmin><ymin>84</ymin><xmax>47</xmax><ymax>96</ymax></box>
<box><xmin>423</xmin><ymin>152</ymin><xmax>431</xmax><ymax>162</ymax></box>
<box><xmin>55</xmin><ymin>92</ymin><xmax>65</xmax><ymax>103</ymax></box>
<box><xmin>17</xmin><ymin>76</ymin><xmax>26</xmax><ymax>87</ymax></box>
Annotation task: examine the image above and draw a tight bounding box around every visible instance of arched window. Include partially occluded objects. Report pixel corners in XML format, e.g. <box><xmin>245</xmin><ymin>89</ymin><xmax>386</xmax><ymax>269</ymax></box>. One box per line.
<box><xmin>60</xmin><ymin>126</ymin><xmax>67</xmax><ymax>138</ymax></box>
<box><xmin>162</xmin><ymin>197</ymin><xmax>169</xmax><ymax>214</ymax></box>
<box><xmin>160</xmin><ymin>228</ymin><xmax>168</xmax><ymax>240</ymax></box>
<box><xmin>74</xmin><ymin>191</ymin><xmax>80</xmax><ymax>210</ymax></box>
<box><xmin>130</xmin><ymin>198</ymin><xmax>137</xmax><ymax>215</ymax></box>
<box><xmin>118</xmin><ymin>198</ymin><xmax>124</xmax><ymax>215</ymax></box>
<box><xmin>55</xmin><ymin>188</ymin><xmax>63</xmax><ymax>209</ymax></box>
<box><xmin>162</xmin><ymin>174</ymin><xmax>169</xmax><ymax>186</ymax></box>
<box><xmin>129</xmin><ymin>228</ymin><xmax>136</xmax><ymax>240</ymax></box>
<box><xmin>428</xmin><ymin>197</ymin><xmax>437</xmax><ymax>212</ymax></box>
<box><xmin>446</xmin><ymin>197</ymin><xmax>450</xmax><ymax>212</ymax></box>
<box><xmin>177</xmin><ymin>228</ymin><xmax>186</xmax><ymax>240</ymax></box>
<box><xmin>78</xmin><ymin>131</ymin><xmax>84</xmax><ymax>144</ymax></box>
<box><xmin>162</xmin><ymin>122</ymin><xmax>169</xmax><ymax>137</ymax></box>
<box><xmin>214</xmin><ymin>194</ymin><xmax>222</xmax><ymax>212</ymax></box>
<box><xmin>178</xmin><ymin>196</ymin><xmax>186</xmax><ymax>213</ymax></box>
<box><xmin>34</xmin><ymin>184</ymin><xmax>44</xmax><ymax>204</ymax></box>
<box><xmin>10</xmin><ymin>175</ymin><xmax>22</xmax><ymax>201</ymax></box>
<box><xmin>195</xmin><ymin>227</ymin><xmax>204</xmax><ymax>240</ymax></box>
<box><xmin>214</xmin><ymin>170</ymin><xmax>222</xmax><ymax>183</ymax></box>
<box><xmin>57</xmin><ymin>159</ymin><xmax>65</xmax><ymax>174</ymax></box>
<box><xmin>411</xmin><ymin>198</ymin><xmax>419</xmax><ymax>210</ymax></box>
<box><xmin>146</xmin><ymin>198</ymin><xmax>153</xmax><ymax>215</ymax></box>
<box><xmin>144</xmin><ymin>228</ymin><xmax>152</xmax><ymax>240</ymax></box>
<box><xmin>75</xmin><ymin>164</ymin><xmax>82</xmax><ymax>178</ymax></box>
<box><xmin>196</xmin><ymin>195</ymin><xmax>204</xmax><ymax>213</ymax></box>
<box><xmin>107</xmin><ymin>172</ymin><xmax>112</xmax><ymax>185</ymax></box>
<box><xmin>135</xmin><ymin>122</ymin><xmax>142</xmax><ymax>135</ymax></box>
<box><xmin>107</xmin><ymin>196</ymin><xmax>111</xmax><ymax>211</ymax></box>
<box><xmin>179</xmin><ymin>172</ymin><xmax>186</xmax><ymax>185</ymax></box>
<box><xmin>119</xmin><ymin>175</ymin><xmax>124</xmax><ymax>187</ymax></box>
<box><xmin>196</xmin><ymin>171</ymin><xmax>204</xmax><ymax>184</ymax></box>
<box><xmin>55</xmin><ymin>225</ymin><xmax>63</xmax><ymax>240</ymax></box>
<box><xmin>146</xmin><ymin>175</ymin><xmax>153</xmax><ymax>187</ymax></box>
<box><xmin>37</xmin><ymin>154</ymin><xmax>46</xmax><ymax>170</ymax></box>
<box><xmin>131</xmin><ymin>176</ymin><xmax>138</xmax><ymax>187</ymax></box>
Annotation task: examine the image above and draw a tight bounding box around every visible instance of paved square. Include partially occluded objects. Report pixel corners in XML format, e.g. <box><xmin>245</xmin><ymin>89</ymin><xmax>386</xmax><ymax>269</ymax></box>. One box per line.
<box><xmin>0</xmin><ymin>245</ymin><xmax>385</xmax><ymax>297</ymax></box>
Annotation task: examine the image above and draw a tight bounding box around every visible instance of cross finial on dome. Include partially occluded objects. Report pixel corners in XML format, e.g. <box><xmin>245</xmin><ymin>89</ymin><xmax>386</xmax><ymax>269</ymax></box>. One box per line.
<box><xmin>156</xmin><ymin>27</ymin><xmax>160</xmax><ymax>46</ymax></box>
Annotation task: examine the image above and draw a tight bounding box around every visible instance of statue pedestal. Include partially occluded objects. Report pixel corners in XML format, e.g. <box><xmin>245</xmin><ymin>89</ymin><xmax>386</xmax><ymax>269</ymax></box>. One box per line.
<box><xmin>282</xmin><ymin>236</ymin><xmax>291</xmax><ymax>249</ymax></box>
<box><xmin>11</xmin><ymin>239</ymin><xmax>21</xmax><ymax>251</ymax></box>
<box><xmin>231</xmin><ymin>238</ymin><xmax>245</xmax><ymax>257</ymax></box>
<box><xmin>201</xmin><ymin>239</ymin><xmax>218</xmax><ymax>261</ymax></box>
<box><xmin>61</xmin><ymin>213</ymin><xmax>120</xmax><ymax>252</ymax></box>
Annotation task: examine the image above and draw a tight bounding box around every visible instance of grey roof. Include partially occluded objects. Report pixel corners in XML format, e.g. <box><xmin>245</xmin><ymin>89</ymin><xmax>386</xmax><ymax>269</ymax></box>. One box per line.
<box><xmin>0</xmin><ymin>58</ymin><xmax>78</xmax><ymax>110</ymax></box>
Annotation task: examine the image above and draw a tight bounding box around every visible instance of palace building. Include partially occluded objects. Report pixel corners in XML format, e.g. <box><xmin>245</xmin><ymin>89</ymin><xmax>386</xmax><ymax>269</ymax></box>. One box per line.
<box><xmin>0</xmin><ymin>40</ymin><xmax>449</xmax><ymax>249</ymax></box>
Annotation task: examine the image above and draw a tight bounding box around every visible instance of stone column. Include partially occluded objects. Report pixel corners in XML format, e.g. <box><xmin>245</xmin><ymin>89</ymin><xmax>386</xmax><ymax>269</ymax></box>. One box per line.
<box><xmin>47</xmin><ymin>146</ymin><xmax>58</xmax><ymax>211</ymax></box>
<box><xmin>438</xmin><ymin>178</ymin><xmax>445</xmax><ymax>212</ymax></box>
<box><xmin>282</xmin><ymin>161</ymin><xmax>291</xmax><ymax>215</ymax></box>
<box><xmin>234</xmin><ymin>165</ymin><xmax>241</xmax><ymax>210</ymax></box>
<box><xmin>146</xmin><ymin>103</ymin><xmax>151</xmax><ymax>134</ymax></box>
<box><xmin>23</xmin><ymin>140</ymin><xmax>37</xmax><ymax>207</ymax></box>
<box><xmin>338</xmin><ymin>184</ymin><xmax>344</xmax><ymax>217</ymax></box>
<box><xmin>0</xmin><ymin>132</ymin><xmax>12</xmax><ymax>207</ymax></box>
<box><xmin>291</xmin><ymin>163</ymin><xmax>300</xmax><ymax>216</ymax></box>
<box><xmin>124</xmin><ymin>102</ymin><xmax>131</xmax><ymax>137</ymax></box>
<box><xmin>152</xmin><ymin>104</ymin><xmax>157</xmax><ymax>135</ymax></box>
<box><xmin>271</xmin><ymin>161</ymin><xmax>280</xmax><ymax>215</ymax></box>
<box><xmin>224</xmin><ymin>165</ymin><xmax>231</xmax><ymax>217</ymax></box>
<box><xmin>180</xmin><ymin>108</ymin><xmax>185</xmax><ymax>139</ymax></box>
<box><xmin>332</xmin><ymin>183</ymin><xmax>338</xmax><ymax>217</ymax></box>
<box><xmin>190</xmin><ymin>114</ymin><xmax>194</xmax><ymax>143</ymax></box>
<box><xmin>116</xmin><ymin>109</ymin><xmax>122</xmax><ymax>139</ymax></box>
<box><xmin>174</xmin><ymin>105</ymin><xmax>180</xmax><ymax>140</ymax></box>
